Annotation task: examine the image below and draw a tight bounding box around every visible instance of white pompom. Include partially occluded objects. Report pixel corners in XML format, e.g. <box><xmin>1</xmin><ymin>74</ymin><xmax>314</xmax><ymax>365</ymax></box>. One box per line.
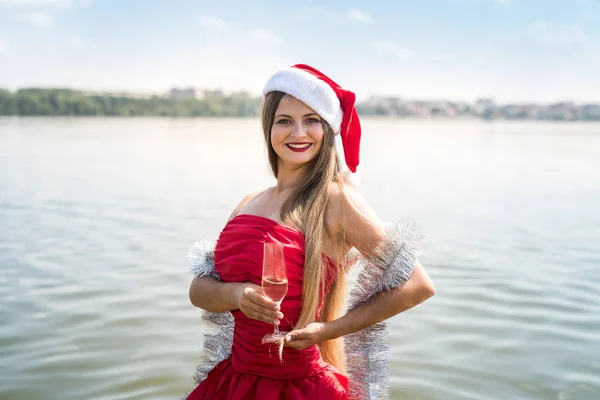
<box><xmin>342</xmin><ymin>170</ymin><xmax>361</xmax><ymax>187</ymax></box>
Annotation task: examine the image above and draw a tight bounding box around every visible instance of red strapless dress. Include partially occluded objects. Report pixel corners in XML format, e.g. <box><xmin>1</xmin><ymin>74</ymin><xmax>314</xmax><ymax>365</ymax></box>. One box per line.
<box><xmin>186</xmin><ymin>214</ymin><xmax>348</xmax><ymax>400</ymax></box>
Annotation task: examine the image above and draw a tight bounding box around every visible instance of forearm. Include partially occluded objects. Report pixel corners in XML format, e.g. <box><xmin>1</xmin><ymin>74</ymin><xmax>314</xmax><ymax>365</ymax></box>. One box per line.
<box><xmin>323</xmin><ymin>263</ymin><xmax>434</xmax><ymax>341</ymax></box>
<box><xmin>189</xmin><ymin>277</ymin><xmax>243</xmax><ymax>312</ymax></box>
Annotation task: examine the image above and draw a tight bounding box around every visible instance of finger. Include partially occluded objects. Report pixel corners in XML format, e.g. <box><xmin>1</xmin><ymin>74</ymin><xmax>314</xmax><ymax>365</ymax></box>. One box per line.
<box><xmin>248</xmin><ymin>288</ymin><xmax>279</xmax><ymax>307</ymax></box>
<box><xmin>245</xmin><ymin>301</ymin><xmax>283</xmax><ymax>321</ymax></box>
<box><xmin>242</xmin><ymin>305</ymin><xmax>277</xmax><ymax>324</ymax></box>
<box><xmin>241</xmin><ymin>302</ymin><xmax>283</xmax><ymax>324</ymax></box>
<box><xmin>250</xmin><ymin>292</ymin><xmax>280</xmax><ymax>310</ymax></box>
<box><xmin>284</xmin><ymin>339</ymin><xmax>309</xmax><ymax>350</ymax></box>
<box><xmin>285</xmin><ymin>331</ymin><xmax>304</xmax><ymax>343</ymax></box>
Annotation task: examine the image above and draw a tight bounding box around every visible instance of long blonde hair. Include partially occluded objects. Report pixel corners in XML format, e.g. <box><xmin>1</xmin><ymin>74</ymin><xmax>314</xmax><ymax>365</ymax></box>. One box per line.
<box><xmin>261</xmin><ymin>91</ymin><xmax>348</xmax><ymax>372</ymax></box>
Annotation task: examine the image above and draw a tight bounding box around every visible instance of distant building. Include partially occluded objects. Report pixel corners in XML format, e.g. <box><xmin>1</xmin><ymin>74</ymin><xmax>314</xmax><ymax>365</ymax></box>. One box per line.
<box><xmin>170</xmin><ymin>87</ymin><xmax>196</xmax><ymax>100</ymax></box>
<box><xmin>582</xmin><ymin>104</ymin><xmax>600</xmax><ymax>120</ymax></box>
<box><xmin>353</xmin><ymin>94</ymin><xmax>598</xmax><ymax>121</ymax></box>
<box><xmin>473</xmin><ymin>98</ymin><xmax>495</xmax><ymax>117</ymax></box>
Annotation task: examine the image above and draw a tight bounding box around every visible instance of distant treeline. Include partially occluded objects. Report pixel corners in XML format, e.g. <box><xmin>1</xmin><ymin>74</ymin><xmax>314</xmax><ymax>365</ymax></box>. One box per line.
<box><xmin>0</xmin><ymin>88</ymin><xmax>263</xmax><ymax>117</ymax></box>
<box><xmin>2</xmin><ymin>87</ymin><xmax>600</xmax><ymax>121</ymax></box>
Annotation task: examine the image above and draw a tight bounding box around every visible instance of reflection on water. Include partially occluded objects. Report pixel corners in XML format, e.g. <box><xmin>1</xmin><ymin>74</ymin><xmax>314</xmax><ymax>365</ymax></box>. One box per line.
<box><xmin>1</xmin><ymin>117</ymin><xmax>599</xmax><ymax>399</ymax></box>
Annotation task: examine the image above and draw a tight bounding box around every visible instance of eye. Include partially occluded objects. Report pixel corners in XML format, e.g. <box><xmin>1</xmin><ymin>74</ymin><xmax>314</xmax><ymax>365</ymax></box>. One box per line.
<box><xmin>306</xmin><ymin>117</ymin><xmax>321</xmax><ymax>124</ymax></box>
<box><xmin>276</xmin><ymin>118</ymin><xmax>291</xmax><ymax>124</ymax></box>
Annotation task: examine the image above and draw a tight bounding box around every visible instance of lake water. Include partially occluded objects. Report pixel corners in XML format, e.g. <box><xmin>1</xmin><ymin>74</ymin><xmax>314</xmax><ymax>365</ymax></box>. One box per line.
<box><xmin>1</xmin><ymin>117</ymin><xmax>599</xmax><ymax>400</ymax></box>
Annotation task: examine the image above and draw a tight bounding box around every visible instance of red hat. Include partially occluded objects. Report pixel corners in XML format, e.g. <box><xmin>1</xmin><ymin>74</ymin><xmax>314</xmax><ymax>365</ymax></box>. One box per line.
<box><xmin>262</xmin><ymin>64</ymin><xmax>362</xmax><ymax>173</ymax></box>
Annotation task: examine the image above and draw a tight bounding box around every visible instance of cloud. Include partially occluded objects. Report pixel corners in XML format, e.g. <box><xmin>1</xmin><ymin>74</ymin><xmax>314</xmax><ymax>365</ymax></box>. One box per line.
<box><xmin>347</xmin><ymin>7</ymin><xmax>372</xmax><ymax>23</ymax></box>
<box><xmin>66</xmin><ymin>34</ymin><xmax>84</xmax><ymax>47</ymax></box>
<box><xmin>0</xmin><ymin>0</ymin><xmax>89</xmax><ymax>6</ymax></box>
<box><xmin>196</xmin><ymin>16</ymin><xmax>281</xmax><ymax>48</ymax></box>
<box><xmin>297</xmin><ymin>6</ymin><xmax>373</xmax><ymax>25</ymax></box>
<box><xmin>528</xmin><ymin>21</ymin><xmax>590</xmax><ymax>46</ymax></box>
<box><xmin>431</xmin><ymin>52</ymin><xmax>457</xmax><ymax>61</ymax></box>
<box><xmin>0</xmin><ymin>37</ymin><xmax>8</xmax><ymax>56</ymax></box>
<box><xmin>197</xmin><ymin>15</ymin><xmax>229</xmax><ymax>30</ymax></box>
<box><xmin>373</xmin><ymin>41</ymin><xmax>414</xmax><ymax>60</ymax></box>
<box><xmin>14</xmin><ymin>12</ymin><xmax>54</xmax><ymax>27</ymax></box>
<box><xmin>295</xmin><ymin>5</ymin><xmax>327</xmax><ymax>20</ymax></box>
<box><xmin>0</xmin><ymin>0</ymin><xmax>69</xmax><ymax>6</ymax></box>
<box><xmin>247</xmin><ymin>28</ymin><xmax>281</xmax><ymax>45</ymax></box>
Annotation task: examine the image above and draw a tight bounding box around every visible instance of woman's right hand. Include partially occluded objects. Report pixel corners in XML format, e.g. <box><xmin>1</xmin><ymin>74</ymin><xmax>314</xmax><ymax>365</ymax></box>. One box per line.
<box><xmin>235</xmin><ymin>283</ymin><xmax>283</xmax><ymax>325</ymax></box>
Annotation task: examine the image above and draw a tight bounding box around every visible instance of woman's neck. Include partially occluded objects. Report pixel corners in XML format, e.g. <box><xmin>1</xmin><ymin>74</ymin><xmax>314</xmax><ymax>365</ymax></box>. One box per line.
<box><xmin>274</xmin><ymin>162</ymin><xmax>310</xmax><ymax>193</ymax></box>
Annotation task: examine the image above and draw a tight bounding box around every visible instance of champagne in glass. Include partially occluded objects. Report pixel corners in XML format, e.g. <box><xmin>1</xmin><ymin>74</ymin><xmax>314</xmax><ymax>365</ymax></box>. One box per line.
<box><xmin>261</xmin><ymin>241</ymin><xmax>288</xmax><ymax>344</ymax></box>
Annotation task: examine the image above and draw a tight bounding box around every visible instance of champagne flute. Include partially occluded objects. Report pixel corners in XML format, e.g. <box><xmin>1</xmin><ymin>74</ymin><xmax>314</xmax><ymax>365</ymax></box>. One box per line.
<box><xmin>261</xmin><ymin>241</ymin><xmax>288</xmax><ymax>344</ymax></box>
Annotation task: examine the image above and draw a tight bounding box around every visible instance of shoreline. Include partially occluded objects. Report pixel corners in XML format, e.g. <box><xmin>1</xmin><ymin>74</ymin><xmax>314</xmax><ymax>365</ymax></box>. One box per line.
<box><xmin>1</xmin><ymin>115</ymin><xmax>600</xmax><ymax>123</ymax></box>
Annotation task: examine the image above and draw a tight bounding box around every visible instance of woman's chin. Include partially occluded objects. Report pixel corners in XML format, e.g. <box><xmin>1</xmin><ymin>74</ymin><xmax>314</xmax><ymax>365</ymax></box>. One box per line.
<box><xmin>279</xmin><ymin>157</ymin><xmax>316</xmax><ymax>170</ymax></box>
<box><xmin>276</xmin><ymin>152</ymin><xmax>317</xmax><ymax>166</ymax></box>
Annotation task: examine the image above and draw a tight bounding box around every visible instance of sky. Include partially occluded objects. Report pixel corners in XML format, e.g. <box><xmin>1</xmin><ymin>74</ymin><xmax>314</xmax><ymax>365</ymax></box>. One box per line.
<box><xmin>0</xmin><ymin>0</ymin><xmax>599</xmax><ymax>103</ymax></box>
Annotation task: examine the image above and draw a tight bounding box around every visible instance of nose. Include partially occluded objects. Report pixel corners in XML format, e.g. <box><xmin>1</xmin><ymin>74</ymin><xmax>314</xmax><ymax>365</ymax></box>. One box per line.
<box><xmin>290</xmin><ymin>122</ymin><xmax>307</xmax><ymax>138</ymax></box>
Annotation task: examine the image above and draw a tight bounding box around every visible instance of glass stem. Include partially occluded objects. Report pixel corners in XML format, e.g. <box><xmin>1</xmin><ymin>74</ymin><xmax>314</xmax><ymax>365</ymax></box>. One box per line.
<box><xmin>273</xmin><ymin>301</ymin><xmax>281</xmax><ymax>336</ymax></box>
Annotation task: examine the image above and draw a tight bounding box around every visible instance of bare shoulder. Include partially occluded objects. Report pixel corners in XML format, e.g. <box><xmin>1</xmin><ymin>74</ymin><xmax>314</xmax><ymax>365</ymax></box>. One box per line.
<box><xmin>326</xmin><ymin>183</ymin><xmax>384</xmax><ymax>239</ymax></box>
<box><xmin>327</xmin><ymin>183</ymin><xmax>382</xmax><ymax>222</ymax></box>
<box><xmin>227</xmin><ymin>189</ymin><xmax>268</xmax><ymax>221</ymax></box>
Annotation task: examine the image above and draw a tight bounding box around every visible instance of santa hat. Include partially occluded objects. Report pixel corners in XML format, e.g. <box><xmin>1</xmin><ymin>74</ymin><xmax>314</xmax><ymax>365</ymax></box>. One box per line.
<box><xmin>262</xmin><ymin>64</ymin><xmax>362</xmax><ymax>174</ymax></box>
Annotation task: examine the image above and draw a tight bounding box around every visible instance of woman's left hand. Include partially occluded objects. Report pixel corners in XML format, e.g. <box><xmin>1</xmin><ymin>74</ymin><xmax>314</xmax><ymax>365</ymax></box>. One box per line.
<box><xmin>284</xmin><ymin>322</ymin><xmax>328</xmax><ymax>350</ymax></box>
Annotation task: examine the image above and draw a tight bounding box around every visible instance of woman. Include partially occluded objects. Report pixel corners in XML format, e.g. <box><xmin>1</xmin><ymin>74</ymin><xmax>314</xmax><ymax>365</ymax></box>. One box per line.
<box><xmin>185</xmin><ymin>64</ymin><xmax>435</xmax><ymax>400</ymax></box>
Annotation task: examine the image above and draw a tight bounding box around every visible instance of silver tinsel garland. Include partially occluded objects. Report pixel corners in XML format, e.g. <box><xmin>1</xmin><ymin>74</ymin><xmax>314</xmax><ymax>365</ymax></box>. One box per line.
<box><xmin>184</xmin><ymin>220</ymin><xmax>422</xmax><ymax>400</ymax></box>
<box><xmin>185</xmin><ymin>241</ymin><xmax>234</xmax><ymax>396</ymax></box>
<box><xmin>344</xmin><ymin>219</ymin><xmax>422</xmax><ymax>400</ymax></box>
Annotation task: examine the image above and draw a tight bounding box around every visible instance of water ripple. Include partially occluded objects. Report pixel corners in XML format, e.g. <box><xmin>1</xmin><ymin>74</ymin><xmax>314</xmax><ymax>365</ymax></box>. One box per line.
<box><xmin>2</xmin><ymin>119</ymin><xmax>600</xmax><ymax>400</ymax></box>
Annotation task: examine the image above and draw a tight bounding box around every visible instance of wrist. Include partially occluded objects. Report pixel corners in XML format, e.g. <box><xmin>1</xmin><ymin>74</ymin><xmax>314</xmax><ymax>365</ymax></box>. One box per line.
<box><xmin>231</xmin><ymin>282</ymin><xmax>247</xmax><ymax>310</ymax></box>
<box><xmin>321</xmin><ymin>320</ymin><xmax>340</xmax><ymax>342</ymax></box>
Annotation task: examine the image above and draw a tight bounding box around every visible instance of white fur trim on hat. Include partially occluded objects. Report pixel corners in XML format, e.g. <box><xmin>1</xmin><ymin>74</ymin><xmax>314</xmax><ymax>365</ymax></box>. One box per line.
<box><xmin>262</xmin><ymin>67</ymin><xmax>343</xmax><ymax>133</ymax></box>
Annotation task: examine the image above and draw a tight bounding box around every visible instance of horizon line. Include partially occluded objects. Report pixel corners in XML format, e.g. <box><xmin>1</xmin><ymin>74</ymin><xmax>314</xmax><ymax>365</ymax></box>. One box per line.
<box><xmin>3</xmin><ymin>85</ymin><xmax>600</xmax><ymax>106</ymax></box>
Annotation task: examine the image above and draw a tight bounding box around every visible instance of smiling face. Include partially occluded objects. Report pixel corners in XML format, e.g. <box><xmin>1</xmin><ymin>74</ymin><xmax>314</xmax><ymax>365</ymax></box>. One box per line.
<box><xmin>270</xmin><ymin>94</ymin><xmax>324</xmax><ymax>170</ymax></box>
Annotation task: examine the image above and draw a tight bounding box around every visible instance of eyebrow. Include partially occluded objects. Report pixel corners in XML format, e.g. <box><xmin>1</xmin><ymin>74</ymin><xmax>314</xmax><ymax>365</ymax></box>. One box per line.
<box><xmin>275</xmin><ymin>113</ymin><xmax>320</xmax><ymax>119</ymax></box>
